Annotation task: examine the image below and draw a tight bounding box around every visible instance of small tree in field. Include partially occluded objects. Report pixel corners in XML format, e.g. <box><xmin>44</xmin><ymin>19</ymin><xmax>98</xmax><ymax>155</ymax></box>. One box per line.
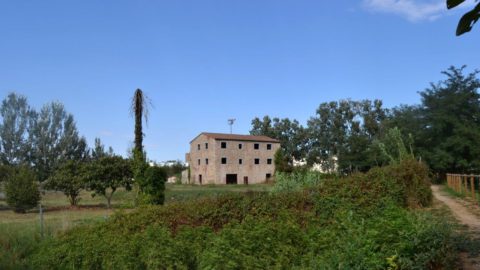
<box><xmin>5</xmin><ymin>167</ymin><xmax>40</xmax><ymax>213</ymax></box>
<box><xmin>46</xmin><ymin>160</ymin><xmax>86</xmax><ymax>206</ymax></box>
<box><xmin>85</xmin><ymin>156</ymin><xmax>133</xmax><ymax>208</ymax></box>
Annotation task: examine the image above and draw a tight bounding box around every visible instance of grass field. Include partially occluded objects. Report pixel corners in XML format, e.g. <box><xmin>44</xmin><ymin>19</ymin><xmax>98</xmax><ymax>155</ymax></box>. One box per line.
<box><xmin>0</xmin><ymin>183</ymin><xmax>272</xmax><ymax>224</ymax></box>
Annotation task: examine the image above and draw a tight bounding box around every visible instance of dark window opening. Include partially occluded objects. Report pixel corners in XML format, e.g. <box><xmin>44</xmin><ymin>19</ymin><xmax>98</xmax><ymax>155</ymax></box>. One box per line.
<box><xmin>267</xmin><ymin>159</ymin><xmax>272</xmax><ymax>165</ymax></box>
<box><xmin>239</xmin><ymin>144</ymin><xmax>243</xmax><ymax>149</ymax></box>
<box><xmin>221</xmin><ymin>157</ymin><xmax>227</xmax><ymax>164</ymax></box>
<box><xmin>254</xmin><ymin>143</ymin><xmax>259</xmax><ymax>150</ymax></box>
<box><xmin>199</xmin><ymin>174</ymin><xmax>203</xmax><ymax>185</ymax></box>
<box><xmin>198</xmin><ymin>159</ymin><xmax>201</xmax><ymax>165</ymax></box>
<box><xmin>239</xmin><ymin>159</ymin><xmax>243</xmax><ymax>165</ymax></box>
<box><xmin>226</xmin><ymin>174</ymin><xmax>238</xmax><ymax>185</ymax></box>
<box><xmin>197</xmin><ymin>144</ymin><xmax>200</xmax><ymax>150</ymax></box>
<box><xmin>254</xmin><ymin>158</ymin><xmax>260</xmax><ymax>165</ymax></box>
<box><xmin>205</xmin><ymin>143</ymin><xmax>208</xmax><ymax>149</ymax></box>
<box><xmin>267</xmin><ymin>144</ymin><xmax>272</xmax><ymax>150</ymax></box>
<box><xmin>221</xmin><ymin>142</ymin><xmax>227</xmax><ymax>149</ymax></box>
<box><xmin>206</xmin><ymin>158</ymin><xmax>209</xmax><ymax>165</ymax></box>
<box><xmin>266</xmin><ymin>173</ymin><xmax>272</xmax><ymax>180</ymax></box>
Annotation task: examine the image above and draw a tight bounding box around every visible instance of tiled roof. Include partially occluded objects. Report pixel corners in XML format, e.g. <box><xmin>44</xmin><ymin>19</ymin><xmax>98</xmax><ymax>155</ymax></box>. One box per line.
<box><xmin>191</xmin><ymin>132</ymin><xmax>280</xmax><ymax>143</ymax></box>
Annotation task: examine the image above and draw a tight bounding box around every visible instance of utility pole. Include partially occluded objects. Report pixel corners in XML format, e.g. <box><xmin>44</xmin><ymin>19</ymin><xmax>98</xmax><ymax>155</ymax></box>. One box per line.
<box><xmin>228</xmin><ymin>119</ymin><xmax>236</xmax><ymax>134</ymax></box>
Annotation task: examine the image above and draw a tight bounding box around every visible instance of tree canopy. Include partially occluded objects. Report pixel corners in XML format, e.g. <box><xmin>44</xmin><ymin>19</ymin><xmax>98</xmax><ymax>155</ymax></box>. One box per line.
<box><xmin>0</xmin><ymin>93</ymin><xmax>36</xmax><ymax>165</ymax></box>
<box><xmin>46</xmin><ymin>160</ymin><xmax>86</xmax><ymax>206</ymax></box>
<box><xmin>85</xmin><ymin>156</ymin><xmax>133</xmax><ymax>208</ymax></box>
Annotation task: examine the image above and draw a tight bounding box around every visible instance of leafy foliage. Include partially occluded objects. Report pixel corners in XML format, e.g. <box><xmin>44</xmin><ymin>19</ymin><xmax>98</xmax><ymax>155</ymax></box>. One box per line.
<box><xmin>31</xmin><ymin>102</ymin><xmax>88</xmax><ymax>181</ymax></box>
<box><xmin>273</xmin><ymin>148</ymin><xmax>293</xmax><ymax>173</ymax></box>
<box><xmin>29</xmin><ymin>160</ymin><xmax>452</xmax><ymax>269</ymax></box>
<box><xmin>447</xmin><ymin>0</ymin><xmax>480</xmax><ymax>36</ymax></box>
<box><xmin>91</xmin><ymin>137</ymin><xmax>114</xmax><ymax>160</ymax></box>
<box><xmin>46</xmin><ymin>160</ymin><xmax>86</xmax><ymax>206</ymax></box>
<box><xmin>272</xmin><ymin>170</ymin><xmax>331</xmax><ymax>193</ymax></box>
<box><xmin>0</xmin><ymin>164</ymin><xmax>14</xmax><ymax>183</ymax></box>
<box><xmin>417</xmin><ymin>66</ymin><xmax>480</xmax><ymax>175</ymax></box>
<box><xmin>140</xmin><ymin>166</ymin><xmax>166</xmax><ymax>205</ymax></box>
<box><xmin>0</xmin><ymin>93</ymin><xmax>36</xmax><ymax>166</ymax></box>
<box><xmin>307</xmin><ymin>99</ymin><xmax>387</xmax><ymax>173</ymax></box>
<box><xmin>85</xmin><ymin>156</ymin><xmax>133</xmax><ymax>208</ymax></box>
<box><xmin>250</xmin><ymin>116</ymin><xmax>307</xmax><ymax>162</ymax></box>
<box><xmin>5</xmin><ymin>167</ymin><xmax>40</xmax><ymax>213</ymax></box>
<box><xmin>374</xmin><ymin>127</ymin><xmax>414</xmax><ymax>165</ymax></box>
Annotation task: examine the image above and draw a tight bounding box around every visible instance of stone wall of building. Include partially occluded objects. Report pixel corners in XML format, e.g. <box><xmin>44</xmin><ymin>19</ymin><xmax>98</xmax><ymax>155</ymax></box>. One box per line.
<box><xmin>188</xmin><ymin>134</ymin><xmax>280</xmax><ymax>185</ymax></box>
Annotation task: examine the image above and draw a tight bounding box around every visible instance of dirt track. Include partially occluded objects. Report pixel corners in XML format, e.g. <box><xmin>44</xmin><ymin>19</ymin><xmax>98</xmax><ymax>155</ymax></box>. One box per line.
<box><xmin>431</xmin><ymin>185</ymin><xmax>480</xmax><ymax>270</ymax></box>
<box><xmin>432</xmin><ymin>185</ymin><xmax>480</xmax><ymax>230</ymax></box>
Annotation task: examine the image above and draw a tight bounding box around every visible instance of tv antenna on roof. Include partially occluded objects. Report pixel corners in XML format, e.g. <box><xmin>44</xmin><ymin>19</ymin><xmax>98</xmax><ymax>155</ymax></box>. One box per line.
<box><xmin>228</xmin><ymin>118</ymin><xmax>236</xmax><ymax>134</ymax></box>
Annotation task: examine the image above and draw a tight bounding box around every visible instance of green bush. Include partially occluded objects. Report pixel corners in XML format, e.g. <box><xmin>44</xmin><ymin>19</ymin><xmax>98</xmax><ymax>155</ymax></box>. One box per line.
<box><xmin>29</xmin><ymin>160</ymin><xmax>452</xmax><ymax>269</ymax></box>
<box><xmin>5</xmin><ymin>167</ymin><xmax>40</xmax><ymax>213</ymax></box>
<box><xmin>272</xmin><ymin>171</ymin><xmax>333</xmax><ymax>193</ymax></box>
<box><xmin>141</xmin><ymin>166</ymin><xmax>166</xmax><ymax>205</ymax></box>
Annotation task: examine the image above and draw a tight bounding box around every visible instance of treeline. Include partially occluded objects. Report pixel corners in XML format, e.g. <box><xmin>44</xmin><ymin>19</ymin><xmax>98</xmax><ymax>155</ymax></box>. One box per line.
<box><xmin>251</xmin><ymin>66</ymin><xmax>480</xmax><ymax>177</ymax></box>
<box><xmin>0</xmin><ymin>93</ymin><xmax>133</xmax><ymax>211</ymax></box>
<box><xmin>0</xmin><ymin>91</ymin><xmax>172</xmax><ymax>212</ymax></box>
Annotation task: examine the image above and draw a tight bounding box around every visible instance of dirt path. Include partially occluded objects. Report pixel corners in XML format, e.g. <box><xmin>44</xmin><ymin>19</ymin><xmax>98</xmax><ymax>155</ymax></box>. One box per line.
<box><xmin>431</xmin><ymin>185</ymin><xmax>480</xmax><ymax>269</ymax></box>
<box><xmin>432</xmin><ymin>185</ymin><xmax>480</xmax><ymax>230</ymax></box>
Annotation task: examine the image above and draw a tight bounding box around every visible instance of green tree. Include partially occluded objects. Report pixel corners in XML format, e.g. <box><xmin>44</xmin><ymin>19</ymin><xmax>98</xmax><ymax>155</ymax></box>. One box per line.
<box><xmin>157</xmin><ymin>160</ymin><xmax>187</xmax><ymax>178</ymax></box>
<box><xmin>0</xmin><ymin>164</ymin><xmax>13</xmax><ymax>183</ymax></box>
<box><xmin>5</xmin><ymin>167</ymin><xmax>40</xmax><ymax>213</ymax></box>
<box><xmin>374</xmin><ymin>127</ymin><xmax>414</xmax><ymax>165</ymax></box>
<box><xmin>31</xmin><ymin>102</ymin><xmax>88</xmax><ymax>181</ymax></box>
<box><xmin>85</xmin><ymin>156</ymin><xmax>133</xmax><ymax>208</ymax></box>
<box><xmin>130</xmin><ymin>89</ymin><xmax>161</xmax><ymax>204</ymax></box>
<box><xmin>142</xmin><ymin>166</ymin><xmax>166</xmax><ymax>205</ymax></box>
<box><xmin>274</xmin><ymin>148</ymin><xmax>293</xmax><ymax>173</ymax></box>
<box><xmin>0</xmin><ymin>93</ymin><xmax>37</xmax><ymax>165</ymax></box>
<box><xmin>447</xmin><ymin>0</ymin><xmax>480</xmax><ymax>36</ymax></box>
<box><xmin>417</xmin><ymin>66</ymin><xmax>480</xmax><ymax>175</ymax></box>
<box><xmin>91</xmin><ymin>137</ymin><xmax>114</xmax><ymax>160</ymax></box>
<box><xmin>307</xmin><ymin>99</ymin><xmax>387</xmax><ymax>173</ymax></box>
<box><xmin>46</xmin><ymin>160</ymin><xmax>86</xmax><ymax>206</ymax></box>
<box><xmin>250</xmin><ymin>116</ymin><xmax>307</xmax><ymax>163</ymax></box>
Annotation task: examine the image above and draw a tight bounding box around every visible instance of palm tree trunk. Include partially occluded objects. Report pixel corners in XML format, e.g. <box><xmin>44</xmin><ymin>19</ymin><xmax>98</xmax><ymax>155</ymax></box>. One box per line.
<box><xmin>133</xmin><ymin>89</ymin><xmax>144</xmax><ymax>154</ymax></box>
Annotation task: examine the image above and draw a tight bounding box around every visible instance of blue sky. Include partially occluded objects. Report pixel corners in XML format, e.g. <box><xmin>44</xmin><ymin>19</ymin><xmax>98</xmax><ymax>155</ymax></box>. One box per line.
<box><xmin>1</xmin><ymin>0</ymin><xmax>479</xmax><ymax>162</ymax></box>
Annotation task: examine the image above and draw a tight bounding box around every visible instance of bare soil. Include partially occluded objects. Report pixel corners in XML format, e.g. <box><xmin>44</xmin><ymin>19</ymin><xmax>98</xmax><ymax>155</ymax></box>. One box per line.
<box><xmin>431</xmin><ymin>185</ymin><xmax>480</xmax><ymax>270</ymax></box>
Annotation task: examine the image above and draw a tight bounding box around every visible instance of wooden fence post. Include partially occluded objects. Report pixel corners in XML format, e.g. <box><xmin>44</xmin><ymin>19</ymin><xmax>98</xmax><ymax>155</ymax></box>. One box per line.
<box><xmin>457</xmin><ymin>175</ymin><xmax>461</xmax><ymax>193</ymax></box>
<box><xmin>471</xmin><ymin>175</ymin><xmax>475</xmax><ymax>200</ymax></box>
<box><xmin>464</xmin><ymin>175</ymin><xmax>468</xmax><ymax>195</ymax></box>
<box><xmin>455</xmin><ymin>175</ymin><xmax>458</xmax><ymax>193</ymax></box>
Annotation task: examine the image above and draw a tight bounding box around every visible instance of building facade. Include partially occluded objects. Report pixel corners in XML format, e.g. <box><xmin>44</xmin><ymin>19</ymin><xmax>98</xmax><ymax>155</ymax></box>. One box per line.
<box><xmin>186</xmin><ymin>133</ymin><xmax>281</xmax><ymax>185</ymax></box>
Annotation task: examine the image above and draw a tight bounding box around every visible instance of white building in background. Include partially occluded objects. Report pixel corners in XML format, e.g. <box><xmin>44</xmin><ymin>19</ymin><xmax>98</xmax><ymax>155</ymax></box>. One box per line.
<box><xmin>293</xmin><ymin>156</ymin><xmax>338</xmax><ymax>174</ymax></box>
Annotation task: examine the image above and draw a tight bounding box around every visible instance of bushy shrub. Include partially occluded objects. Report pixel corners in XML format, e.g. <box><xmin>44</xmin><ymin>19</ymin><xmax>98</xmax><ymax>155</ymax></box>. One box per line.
<box><xmin>5</xmin><ymin>167</ymin><xmax>40</xmax><ymax>213</ymax></box>
<box><xmin>140</xmin><ymin>166</ymin><xmax>166</xmax><ymax>205</ymax></box>
<box><xmin>274</xmin><ymin>158</ymin><xmax>432</xmax><ymax>208</ymax></box>
<box><xmin>272</xmin><ymin>171</ymin><xmax>334</xmax><ymax>193</ymax></box>
<box><xmin>368</xmin><ymin>158</ymin><xmax>432</xmax><ymax>208</ymax></box>
<box><xmin>29</xmin><ymin>159</ymin><xmax>449</xmax><ymax>269</ymax></box>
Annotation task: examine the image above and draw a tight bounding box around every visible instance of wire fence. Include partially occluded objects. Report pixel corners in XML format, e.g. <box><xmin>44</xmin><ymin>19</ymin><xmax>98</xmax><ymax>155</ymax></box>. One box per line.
<box><xmin>446</xmin><ymin>174</ymin><xmax>480</xmax><ymax>202</ymax></box>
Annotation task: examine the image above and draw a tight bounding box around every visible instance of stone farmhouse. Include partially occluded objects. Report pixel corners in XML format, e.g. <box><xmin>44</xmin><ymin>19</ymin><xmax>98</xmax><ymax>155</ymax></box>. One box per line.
<box><xmin>186</xmin><ymin>133</ymin><xmax>281</xmax><ymax>185</ymax></box>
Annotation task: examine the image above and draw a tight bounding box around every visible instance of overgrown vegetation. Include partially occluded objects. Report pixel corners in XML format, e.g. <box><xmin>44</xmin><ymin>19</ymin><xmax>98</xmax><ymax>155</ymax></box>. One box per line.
<box><xmin>27</xmin><ymin>160</ymin><xmax>456</xmax><ymax>269</ymax></box>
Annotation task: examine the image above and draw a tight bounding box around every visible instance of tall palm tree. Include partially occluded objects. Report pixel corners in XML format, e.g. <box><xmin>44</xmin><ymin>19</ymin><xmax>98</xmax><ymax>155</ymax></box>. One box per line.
<box><xmin>130</xmin><ymin>89</ymin><xmax>150</xmax><ymax>155</ymax></box>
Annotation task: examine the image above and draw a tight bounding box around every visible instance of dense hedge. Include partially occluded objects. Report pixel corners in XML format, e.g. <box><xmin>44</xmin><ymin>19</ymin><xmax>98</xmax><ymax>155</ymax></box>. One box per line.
<box><xmin>30</xmin><ymin>160</ymin><xmax>452</xmax><ymax>269</ymax></box>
